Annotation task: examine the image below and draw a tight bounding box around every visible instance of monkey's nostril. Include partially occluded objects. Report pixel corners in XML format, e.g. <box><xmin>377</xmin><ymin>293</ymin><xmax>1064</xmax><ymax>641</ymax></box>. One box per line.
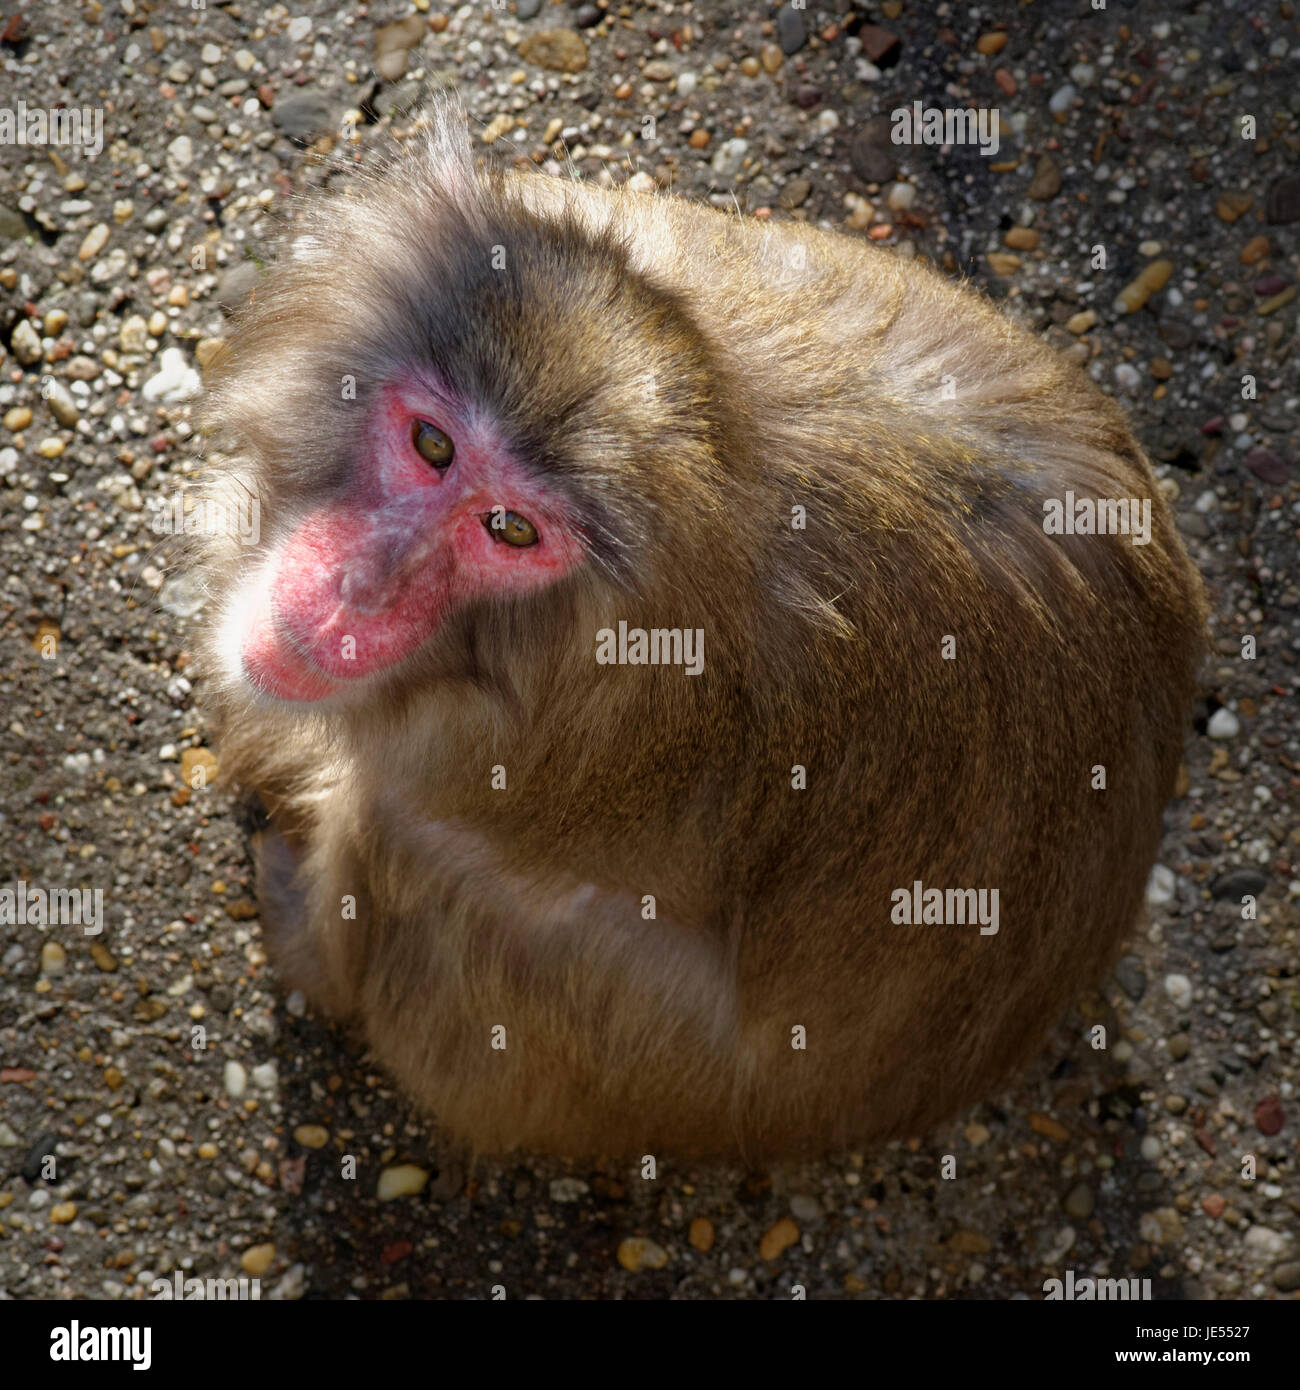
<box><xmin>338</xmin><ymin>566</ymin><xmax>395</xmax><ymax>614</ymax></box>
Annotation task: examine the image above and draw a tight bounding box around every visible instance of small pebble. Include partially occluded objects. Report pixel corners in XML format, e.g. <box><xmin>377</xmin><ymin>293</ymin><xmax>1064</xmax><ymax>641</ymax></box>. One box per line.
<box><xmin>688</xmin><ymin>1217</ymin><xmax>715</xmax><ymax>1251</ymax></box>
<box><xmin>1062</xmin><ymin>1184</ymin><xmax>1094</xmax><ymax>1220</ymax></box>
<box><xmin>377</xmin><ymin>1164</ymin><xmax>429</xmax><ymax>1201</ymax></box>
<box><xmin>759</xmin><ymin>1218</ymin><xmax>800</xmax><ymax>1261</ymax></box>
<box><xmin>617</xmin><ymin>1236</ymin><xmax>669</xmax><ymax>1271</ymax></box>
<box><xmin>1164</xmin><ymin>973</ymin><xmax>1193</xmax><ymax>1009</ymax></box>
<box><xmin>1207</xmin><ymin>708</ymin><xmax>1239</xmax><ymax>740</ymax></box>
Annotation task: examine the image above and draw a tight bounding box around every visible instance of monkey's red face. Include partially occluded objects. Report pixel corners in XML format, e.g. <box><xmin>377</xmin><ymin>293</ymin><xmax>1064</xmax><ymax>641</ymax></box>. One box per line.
<box><xmin>227</xmin><ymin>372</ymin><xmax>586</xmax><ymax>702</ymax></box>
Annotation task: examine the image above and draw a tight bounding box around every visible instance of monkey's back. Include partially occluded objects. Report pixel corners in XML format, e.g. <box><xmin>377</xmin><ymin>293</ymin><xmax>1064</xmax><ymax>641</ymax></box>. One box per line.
<box><xmin>484</xmin><ymin>176</ymin><xmax>1207</xmax><ymax>1147</ymax></box>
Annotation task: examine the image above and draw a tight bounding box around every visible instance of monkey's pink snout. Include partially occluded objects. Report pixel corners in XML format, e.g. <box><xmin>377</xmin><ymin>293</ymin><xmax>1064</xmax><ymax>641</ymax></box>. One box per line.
<box><xmin>238</xmin><ymin>574</ymin><xmax>341</xmax><ymax>704</ymax></box>
<box><xmin>239</xmin><ymin>510</ymin><xmax>446</xmax><ymax>700</ymax></box>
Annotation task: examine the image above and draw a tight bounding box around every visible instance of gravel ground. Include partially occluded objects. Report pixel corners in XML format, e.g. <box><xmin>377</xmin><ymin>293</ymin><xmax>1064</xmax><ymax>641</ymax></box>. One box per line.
<box><xmin>0</xmin><ymin>0</ymin><xmax>1297</xmax><ymax>1302</ymax></box>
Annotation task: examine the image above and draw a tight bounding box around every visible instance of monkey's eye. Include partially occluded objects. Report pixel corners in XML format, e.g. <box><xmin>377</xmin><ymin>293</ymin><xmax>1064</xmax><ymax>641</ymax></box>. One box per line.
<box><xmin>485</xmin><ymin>510</ymin><xmax>539</xmax><ymax>548</ymax></box>
<box><xmin>411</xmin><ymin>419</ymin><xmax>455</xmax><ymax>469</ymax></box>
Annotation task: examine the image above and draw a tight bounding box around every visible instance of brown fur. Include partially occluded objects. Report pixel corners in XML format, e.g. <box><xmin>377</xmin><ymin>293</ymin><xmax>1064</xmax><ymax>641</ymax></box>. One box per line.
<box><xmin>196</xmin><ymin>97</ymin><xmax>1206</xmax><ymax>1159</ymax></box>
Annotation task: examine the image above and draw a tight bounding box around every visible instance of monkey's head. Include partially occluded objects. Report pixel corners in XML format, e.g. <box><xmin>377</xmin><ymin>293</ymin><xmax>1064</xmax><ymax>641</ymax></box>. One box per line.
<box><xmin>199</xmin><ymin>97</ymin><xmax>745</xmax><ymax>713</ymax></box>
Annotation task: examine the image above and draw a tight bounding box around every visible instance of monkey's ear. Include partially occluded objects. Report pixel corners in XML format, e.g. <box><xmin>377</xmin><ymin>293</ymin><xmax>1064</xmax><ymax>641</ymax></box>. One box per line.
<box><xmin>413</xmin><ymin>90</ymin><xmax>478</xmax><ymax>205</ymax></box>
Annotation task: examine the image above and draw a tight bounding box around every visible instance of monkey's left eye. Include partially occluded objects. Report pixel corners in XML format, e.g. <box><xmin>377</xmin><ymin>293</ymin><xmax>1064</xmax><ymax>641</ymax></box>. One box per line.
<box><xmin>485</xmin><ymin>510</ymin><xmax>539</xmax><ymax>548</ymax></box>
<box><xmin>411</xmin><ymin>419</ymin><xmax>455</xmax><ymax>468</ymax></box>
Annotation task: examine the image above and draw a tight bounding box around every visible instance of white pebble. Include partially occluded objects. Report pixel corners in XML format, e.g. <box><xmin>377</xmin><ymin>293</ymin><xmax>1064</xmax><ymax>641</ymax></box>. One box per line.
<box><xmin>711</xmin><ymin>138</ymin><xmax>749</xmax><ymax>178</ymax></box>
<box><xmin>223</xmin><ymin>1060</ymin><xmax>247</xmax><ymax>1097</ymax></box>
<box><xmin>1163</xmin><ymin>973</ymin><xmax>1193</xmax><ymax>1009</ymax></box>
<box><xmin>1207</xmin><ymin>708</ymin><xmax>1239</xmax><ymax>740</ymax></box>
<box><xmin>1113</xmin><ymin>363</ymin><xmax>1141</xmax><ymax>391</ymax></box>
<box><xmin>1049</xmin><ymin>84</ymin><xmax>1077</xmax><ymax>115</ymax></box>
<box><xmin>549</xmin><ymin>1177</ymin><xmax>589</xmax><ymax>1203</ymax></box>
<box><xmin>165</xmin><ymin>135</ymin><xmax>193</xmax><ymax>172</ymax></box>
<box><xmin>142</xmin><ymin>348</ymin><xmax>202</xmax><ymax>404</ymax></box>
<box><xmin>1243</xmin><ymin>1225</ymin><xmax>1289</xmax><ymax>1257</ymax></box>
<box><xmin>287</xmin><ymin>17</ymin><xmax>312</xmax><ymax>42</ymax></box>
<box><xmin>1146</xmin><ymin>863</ymin><xmax>1176</xmax><ymax>906</ymax></box>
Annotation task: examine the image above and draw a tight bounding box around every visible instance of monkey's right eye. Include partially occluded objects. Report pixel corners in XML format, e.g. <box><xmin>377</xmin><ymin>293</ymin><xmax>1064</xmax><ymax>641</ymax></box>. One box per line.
<box><xmin>411</xmin><ymin>419</ymin><xmax>455</xmax><ymax>469</ymax></box>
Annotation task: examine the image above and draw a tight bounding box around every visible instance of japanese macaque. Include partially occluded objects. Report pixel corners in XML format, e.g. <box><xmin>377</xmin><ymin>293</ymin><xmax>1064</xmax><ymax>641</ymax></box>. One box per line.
<box><xmin>195</xmin><ymin>96</ymin><xmax>1206</xmax><ymax>1159</ymax></box>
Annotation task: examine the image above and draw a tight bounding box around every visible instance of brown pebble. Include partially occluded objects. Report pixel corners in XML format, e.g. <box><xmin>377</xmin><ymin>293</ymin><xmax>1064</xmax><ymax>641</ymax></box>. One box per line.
<box><xmin>688</xmin><ymin>1216</ymin><xmax>715</xmax><ymax>1251</ymax></box>
<box><xmin>104</xmin><ymin>1066</ymin><xmax>123</xmax><ymax>1090</ymax></box>
<box><xmin>241</xmin><ymin>1242</ymin><xmax>275</xmax><ymax>1276</ymax></box>
<box><xmin>180</xmin><ymin>746</ymin><xmax>219</xmax><ymax>788</ymax></box>
<box><xmin>1004</xmin><ymin>226</ymin><xmax>1038</xmax><ymax>251</ymax></box>
<box><xmin>1256</xmin><ymin>285</ymin><xmax>1297</xmax><ymax>314</ymax></box>
<box><xmin>617</xmin><ymin>1236</ymin><xmax>669</xmax><ymax>1272</ymax></box>
<box><xmin>1215</xmin><ymin>191</ymin><xmax>1253</xmax><ymax>223</ymax></box>
<box><xmin>760</xmin><ymin>43</ymin><xmax>783</xmax><ymax>74</ymax></box>
<box><xmin>740</xmin><ymin>56</ymin><xmax>760</xmax><ymax>78</ymax></box>
<box><xmin>50</xmin><ymin>1202</ymin><xmax>77</xmax><ymax>1224</ymax></box>
<box><xmin>994</xmin><ymin>68</ymin><xmax>1017</xmax><ymax>96</ymax></box>
<box><xmin>759</xmin><ymin>1217</ymin><xmax>800</xmax><ymax>1261</ymax></box>
<box><xmin>1115</xmin><ymin>259</ymin><xmax>1173</xmax><ymax>313</ymax></box>
<box><xmin>1029</xmin><ymin>1111</ymin><xmax>1069</xmax><ymax>1142</ymax></box>
<box><xmin>1255</xmin><ymin>1094</ymin><xmax>1284</xmax><ymax>1136</ymax></box>
<box><xmin>1149</xmin><ymin>357</ymin><xmax>1173</xmax><ymax>379</ymax></box>
<box><xmin>518</xmin><ymin>29</ymin><xmax>589</xmax><ymax>75</ymax></box>
<box><xmin>688</xmin><ymin>129</ymin><xmax>710</xmax><ymax>149</ymax></box>
<box><xmin>976</xmin><ymin>32</ymin><xmax>1008</xmax><ymax>56</ymax></box>
<box><xmin>90</xmin><ymin>943</ymin><xmax>118</xmax><ymax>973</ymax></box>
<box><xmin>986</xmin><ymin>252</ymin><xmax>1021</xmax><ymax>276</ymax></box>
<box><xmin>1027</xmin><ymin>153</ymin><xmax>1062</xmax><ymax>200</ymax></box>
<box><xmin>858</xmin><ymin>24</ymin><xmax>900</xmax><ymax>63</ymax></box>
<box><xmin>1239</xmin><ymin>235</ymin><xmax>1270</xmax><ymax>265</ymax></box>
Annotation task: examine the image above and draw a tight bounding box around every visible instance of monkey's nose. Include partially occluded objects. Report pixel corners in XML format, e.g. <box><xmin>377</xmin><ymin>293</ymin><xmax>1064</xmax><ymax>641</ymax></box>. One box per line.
<box><xmin>338</xmin><ymin>564</ymin><xmax>399</xmax><ymax>615</ymax></box>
